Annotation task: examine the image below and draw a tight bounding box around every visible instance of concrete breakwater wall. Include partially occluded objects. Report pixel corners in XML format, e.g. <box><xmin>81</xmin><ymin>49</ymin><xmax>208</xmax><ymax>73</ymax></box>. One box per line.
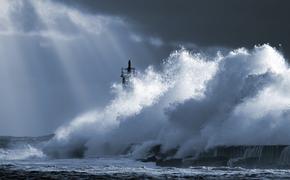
<box><xmin>140</xmin><ymin>145</ymin><xmax>290</xmax><ymax>168</ymax></box>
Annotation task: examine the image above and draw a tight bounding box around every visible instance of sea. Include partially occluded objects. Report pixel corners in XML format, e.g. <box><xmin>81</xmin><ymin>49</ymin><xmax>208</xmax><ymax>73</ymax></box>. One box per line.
<box><xmin>1</xmin><ymin>157</ymin><xmax>290</xmax><ymax>179</ymax></box>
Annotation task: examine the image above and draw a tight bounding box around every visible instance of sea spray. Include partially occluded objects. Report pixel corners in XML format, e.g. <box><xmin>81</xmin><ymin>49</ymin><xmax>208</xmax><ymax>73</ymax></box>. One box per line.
<box><xmin>45</xmin><ymin>66</ymin><xmax>169</xmax><ymax>157</ymax></box>
<box><xmin>56</xmin><ymin>66</ymin><xmax>168</xmax><ymax>140</ymax></box>
<box><xmin>46</xmin><ymin>48</ymin><xmax>217</xmax><ymax>157</ymax></box>
<box><xmin>46</xmin><ymin>45</ymin><xmax>290</xmax><ymax>160</ymax></box>
<box><xmin>0</xmin><ymin>145</ymin><xmax>45</xmax><ymax>160</ymax></box>
<box><xmin>159</xmin><ymin>45</ymin><xmax>290</xmax><ymax>158</ymax></box>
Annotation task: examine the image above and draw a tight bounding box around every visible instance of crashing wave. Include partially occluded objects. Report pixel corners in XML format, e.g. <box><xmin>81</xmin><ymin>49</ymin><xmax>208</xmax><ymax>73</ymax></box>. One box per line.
<box><xmin>44</xmin><ymin>44</ymin><xmax>290</xmax><ymax>163</ymax></box>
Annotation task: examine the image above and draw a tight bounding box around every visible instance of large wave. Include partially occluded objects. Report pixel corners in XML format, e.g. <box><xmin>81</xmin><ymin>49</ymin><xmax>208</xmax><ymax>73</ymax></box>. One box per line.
<box><xmin>45</xmin><ymin>44</ymin><xmax>290</xmax><ymax>159</ymax></box>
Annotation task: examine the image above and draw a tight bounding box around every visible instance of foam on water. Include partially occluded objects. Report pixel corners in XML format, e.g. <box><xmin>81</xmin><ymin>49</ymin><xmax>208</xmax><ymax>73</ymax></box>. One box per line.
<box><xmin>0</xmin><ymin>145</ymin><xmax>45</xmax><ymax>161</ymax></box>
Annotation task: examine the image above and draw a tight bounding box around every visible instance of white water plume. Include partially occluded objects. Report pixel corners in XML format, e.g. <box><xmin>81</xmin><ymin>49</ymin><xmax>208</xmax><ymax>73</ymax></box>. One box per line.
<box><xmin>47</xmin><ymin>44</ymin><xmax>290</xmax><ymax>159</ymax></box>
<box><xmin>47</xmin><ymin>47</ymin><xmax>218</xmax><ymax>157</ymax></box>
<box><xmin>55</xmin><ymin>67</ymin><xmax>168</xmax><ymax>141</ymax></box>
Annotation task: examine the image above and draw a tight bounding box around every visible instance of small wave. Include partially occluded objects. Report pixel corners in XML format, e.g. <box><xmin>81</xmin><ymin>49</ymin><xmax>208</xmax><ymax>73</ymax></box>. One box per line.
<box><xmin>0</xmin><ymin>145</ymin><xmax>45</xmax><ymax>160</ymax></box>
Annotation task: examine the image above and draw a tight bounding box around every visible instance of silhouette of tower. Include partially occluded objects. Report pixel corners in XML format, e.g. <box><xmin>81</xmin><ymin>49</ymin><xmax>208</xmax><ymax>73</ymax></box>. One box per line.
<box><xmin>121</xmin><ymin>60</ymin><xmax>136</xmax><ymax>87</ymax></box>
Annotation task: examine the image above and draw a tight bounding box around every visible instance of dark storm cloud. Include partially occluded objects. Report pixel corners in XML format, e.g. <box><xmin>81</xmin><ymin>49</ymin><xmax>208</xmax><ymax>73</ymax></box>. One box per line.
<box><xmin>55</xmin><ymin>0</ymin><xmax>290</xmax><ymax>58</ymax></box>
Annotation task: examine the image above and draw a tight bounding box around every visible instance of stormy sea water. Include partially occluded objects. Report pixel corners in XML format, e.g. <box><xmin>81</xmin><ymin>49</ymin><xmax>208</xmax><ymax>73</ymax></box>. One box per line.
<box><xmin>1</xmin><ymin>136</ymin><xmax>290</xmax><ymax>179</ymax></box>
<box><xmin>3</xmin><ymin>158</ymin><xmax>290</xmax><ymax>179</ymax></box>
<box><xmin>2</xmin><ymin>0</ymin><xmax>290</xmax><ymax>179</ymax></box>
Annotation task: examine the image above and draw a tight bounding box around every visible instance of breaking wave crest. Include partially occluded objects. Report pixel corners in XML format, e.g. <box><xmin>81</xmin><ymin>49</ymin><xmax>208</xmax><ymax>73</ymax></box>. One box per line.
<box><xmin>46</xmin><ymin>44</ymin><xmax>290</xmax><ymax>159</ymax></box>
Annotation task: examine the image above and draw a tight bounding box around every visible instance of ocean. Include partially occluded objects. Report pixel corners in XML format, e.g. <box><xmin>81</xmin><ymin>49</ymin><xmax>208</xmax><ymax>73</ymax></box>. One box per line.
<box><xmin>1</xmin><ymin>157</ymin><xmax>290</xmax><ymax>179</ymax></box>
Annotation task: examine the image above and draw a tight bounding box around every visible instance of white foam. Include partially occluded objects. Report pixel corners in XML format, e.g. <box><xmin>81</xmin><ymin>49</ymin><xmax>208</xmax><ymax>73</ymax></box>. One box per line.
<box><xmin>0</xmin><ymin>145</ymin><xmax>45</xmax><ymax>160</ymax></box>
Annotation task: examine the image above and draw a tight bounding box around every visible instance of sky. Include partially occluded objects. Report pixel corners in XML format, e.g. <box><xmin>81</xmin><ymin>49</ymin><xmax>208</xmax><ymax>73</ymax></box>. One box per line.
<box><xmin>0</xmin><ymin>0</ymin><xmax>290</xmax><ymax>136</ymax></box>
<box><xmin>58</xmin><ymin>0</ymin><xmax>290</xmax><ymax>58</ymax></box>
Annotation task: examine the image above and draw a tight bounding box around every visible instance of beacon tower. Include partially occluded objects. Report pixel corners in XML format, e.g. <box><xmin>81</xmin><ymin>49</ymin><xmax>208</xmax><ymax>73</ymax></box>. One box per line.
<box><xmin>121</xmin><ymin>60</ymin><xmax>136</xmax><ymax>87</ymax></box>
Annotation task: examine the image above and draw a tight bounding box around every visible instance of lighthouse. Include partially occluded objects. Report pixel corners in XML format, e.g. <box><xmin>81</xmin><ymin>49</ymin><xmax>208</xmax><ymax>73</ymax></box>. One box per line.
<box><xmin>121</xmin><ymin>60</ymin><xmax>136</xmax><ymax>87</ymax></box>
